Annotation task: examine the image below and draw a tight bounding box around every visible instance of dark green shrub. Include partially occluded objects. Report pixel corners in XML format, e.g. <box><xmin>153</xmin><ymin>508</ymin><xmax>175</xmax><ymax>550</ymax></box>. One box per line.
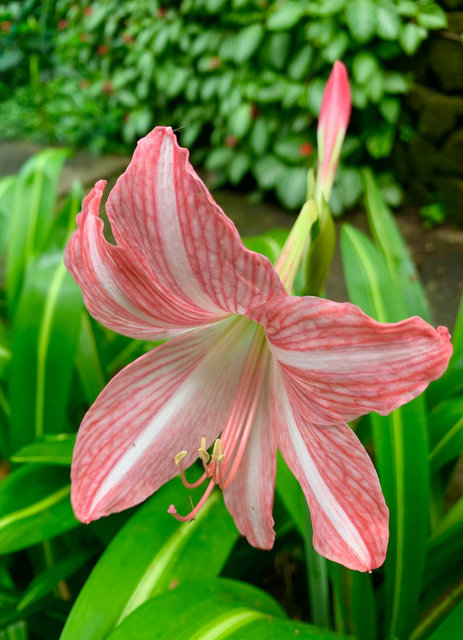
<box><xmin>1</xmin><ymin>0</ymin><xmax>447</xmax><ymax>211</ymax></box>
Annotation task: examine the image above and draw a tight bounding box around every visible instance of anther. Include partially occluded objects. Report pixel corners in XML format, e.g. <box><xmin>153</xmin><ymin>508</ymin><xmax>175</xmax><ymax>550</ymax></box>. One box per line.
<box><xmin>211</xmin><ymin>439</ymin><xmax>224</xmax><ymax>462</ymax></box>
<box><xmin>174</xmin><ymin>449</ymin><xmax>207</xmax><ymax>490</ymax></box>
<box><xmin>174</xmin><ymin>450</ymin><xmax>187</xmax><ymax>465</ymax></box>
<box><xmin>197</xmin><ymin>437</ymin><xmax>210</xmax><ymax>464</ymax></box>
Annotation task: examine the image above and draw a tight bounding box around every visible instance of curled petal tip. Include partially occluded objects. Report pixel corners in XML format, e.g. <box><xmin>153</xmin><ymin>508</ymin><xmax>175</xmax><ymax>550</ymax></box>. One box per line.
<box><xmin>71</xmin><ymin>500</ymin><xmax>94</xmax><ymax>525</ymax></box>
<box><xmin>436</xmin><ymin>324</ymin><xmax>453</xmax><ymax>369</ymax></box>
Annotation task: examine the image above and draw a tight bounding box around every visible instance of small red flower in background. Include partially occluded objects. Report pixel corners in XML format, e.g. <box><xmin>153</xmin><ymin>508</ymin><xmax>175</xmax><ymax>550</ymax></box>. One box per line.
<box><xmin>157</xmin><ymin>8</ymin><xmax>168</xmax><ymax>18</ymax></box>
<box><xmin>80</xmin><ymin>33</ymin><xmax>89</xmax><ymax>43</ymax></box>
<box><xmin>102</xmin><ymin>81</ymin><xmax>113</xmax><ymax>95</ymax></box>
<box><xmin>251</xmin><ymin>103</ymin><xmax>260</xmax><ymax>119</ymax></box>
<box><xmin>209</xmin><ymin>56</ymin><xmax>221</xmax><ymax>70</ymax></box>
<box><xmin>225</xmin><ymin>135</ymin><xmax>238</xmax><ymax>148</ymax></box>
<box><xmin>299</xmin><ymin>142</ymin><xmax>314</xmax><ymax>157</ymax></box>
<box><xmin>97</xmin><ymin>44</ymin><xmax>109</xmax><ymax>56</ymax></box>
<box><xmin>84</xmin><ymin>7</ymin><xmax>93</xmax><ymax>16</ymax></box>
<box><xmin>57</xmin><ymin>19</ymin><xmax>68</xmax><ymax>30</ymax></box>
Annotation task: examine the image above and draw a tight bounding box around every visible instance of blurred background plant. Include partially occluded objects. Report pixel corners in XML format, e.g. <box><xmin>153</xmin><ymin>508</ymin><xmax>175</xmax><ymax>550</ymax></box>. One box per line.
<box><xmin>1</xmin><ymin>0</ymin><xmax>459</xmax><ymax>215</ymax></box>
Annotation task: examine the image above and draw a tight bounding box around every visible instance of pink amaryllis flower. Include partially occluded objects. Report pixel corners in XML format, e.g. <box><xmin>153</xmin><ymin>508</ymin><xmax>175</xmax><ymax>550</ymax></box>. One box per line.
<box><xmin>64</xmin><ymin>126</ymin><xmax>451</xmax><ymax>572</ymax></box>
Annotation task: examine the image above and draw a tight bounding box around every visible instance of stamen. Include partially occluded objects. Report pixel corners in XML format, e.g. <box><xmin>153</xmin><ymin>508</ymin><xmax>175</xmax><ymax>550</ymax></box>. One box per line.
<box><xmin>180</xmin><ymin>468</ymin><xmax>208</xmax><ymax>489</ymax></box>
<box><xmin>197</xmin><ymin>437</ymin><xmax>210</xmax><ymax>465</ymax></box>
<box><xmin>168</xmin><ymin>478</ymin><xmax>215</xmax><ymax>522</ymax></box>
<box><xmin>216</xmin><ymin>457</ymin><xmax>224</xmax><ymax>490</ymax></box>
<box><xmin>211</xmin><ymin>439</ymin><xmax>224</xmax><ymax>462</ymax></box>
<box><xmin>174</xmin><ymin>450</ymin><xmax>187</xmax><ymax>465</ymax></box>
<box><xmin>174</xmin><ymin>449</ymin><xmax>208</xmax><ymax>489</ymax></box>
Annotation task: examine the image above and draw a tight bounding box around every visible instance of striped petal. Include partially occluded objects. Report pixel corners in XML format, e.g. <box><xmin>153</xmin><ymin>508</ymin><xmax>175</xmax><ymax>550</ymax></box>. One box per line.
<box><xmin>223</xmin><ymin>361</ymin><xmax>277</xmax><ymax>550</ymax></box>
<box><xmin>255</xmin><ymin>296</ymin><xmax>452</xmax><ymax>425</ymax></box>
<box><xmin>71</xmin><ymin>317</ymin><xmax>257</xmax><ymax>522</ymax></box>
<box><xmin>274</xmin><ymin>371</ymin><xmax>388</xmax><ymax>571</ymax></box>
<box><xmin>106</xmin><ymin>127</ymin><xmax>286</xmax><ymax>315</ymax></box>
<box><xmin>65</xmin><ymin>181</ymin><xmax>226</xmax><ymax>340</ymax></box>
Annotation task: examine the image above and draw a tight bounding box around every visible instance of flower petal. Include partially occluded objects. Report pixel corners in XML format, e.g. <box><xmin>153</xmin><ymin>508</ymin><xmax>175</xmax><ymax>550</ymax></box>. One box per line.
<box><xmin>223</xmin><ymin>361</ymin><xmax>277</xmax><ymax>550</ymax></box>
<box><xmin>255</xmin><ymin>296</ymin><xmax>452</xmax><ymax>425</ymax></box>
<box><xmin>106</xmin><ymin>127</ymin><xmax>286</xmax><ymax>314</ymax></box>
<box><xmin>71</xmin><ymin>318</ymin><xmax>257</xmax><ymax>522</ymax></box>
<box><xmin>65</xmin><ymin>181</ymin><xmax>227</xmax><ymax>340</ymax></box>
<box><xmin>274</xmin><ymin>371</ymin><xmax>388</xmax><ymax>571</ymax></box>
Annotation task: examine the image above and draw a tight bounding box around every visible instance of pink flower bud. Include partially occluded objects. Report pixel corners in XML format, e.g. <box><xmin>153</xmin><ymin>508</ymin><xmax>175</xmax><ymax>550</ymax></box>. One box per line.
<box><xmin>316</xmin><ymin>61</ymin><xmax>351</xmax><ymax>202</ymax></box>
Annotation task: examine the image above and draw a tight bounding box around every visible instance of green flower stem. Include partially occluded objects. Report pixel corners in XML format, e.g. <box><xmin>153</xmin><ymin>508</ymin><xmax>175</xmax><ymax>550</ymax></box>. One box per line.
<box><xmin>304</xmin><ymin>505</ymin><xmax>331</xmax><ymax>629</ymax></box>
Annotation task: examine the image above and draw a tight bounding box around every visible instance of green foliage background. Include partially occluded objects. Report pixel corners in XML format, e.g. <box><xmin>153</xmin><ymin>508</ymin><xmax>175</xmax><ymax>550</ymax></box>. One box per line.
<box><xmin>0</xmin><ymin>0</ymin><xmax>448</xmax><ymax>211</ymax></box>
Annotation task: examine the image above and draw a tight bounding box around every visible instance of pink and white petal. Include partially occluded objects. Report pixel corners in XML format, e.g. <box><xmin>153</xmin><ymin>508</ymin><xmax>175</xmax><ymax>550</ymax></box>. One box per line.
<box><xmin>223</xmin><ymin>362</ymin><xmax>277</xmax><ymax>550</ymax></box>
<box><xmin>106</xmin><ymin>127</ymin><xmax>286</xmax><ymax>315</ymax></box>
<box><xmin>71</xmin><ymin>317</ymin><xmax>258</xmax><ymax>522</ymax></box>
<box><xmin>274</xmin><ymin>373</ymin><xmax>388</xmax><ymax>571</ymax></box>
<box><xmin>65</xmin><ymin>181</ymin><xmax>228</xmax><ymax>341</ymax></box>
<box><xmin>255</xmin><ymin>296</ymin><xmax>452</xmax><ymax>425</ymax></box>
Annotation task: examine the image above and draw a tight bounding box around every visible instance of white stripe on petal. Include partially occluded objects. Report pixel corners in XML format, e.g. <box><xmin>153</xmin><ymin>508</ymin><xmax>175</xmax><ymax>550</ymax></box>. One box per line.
<box><xmin>155</xmin><ymin>135</ymin><xmax>221</xmax><ymax>312</ymax></box>
<box><xmin>223</xmin><ymin>360</ymin><xmax>277</xmax><ymax>549</ymax></box>
<box><xmin>254</xmin><ymin>296</ymin><xmax>452</xmax><ymax>424</ymax></box>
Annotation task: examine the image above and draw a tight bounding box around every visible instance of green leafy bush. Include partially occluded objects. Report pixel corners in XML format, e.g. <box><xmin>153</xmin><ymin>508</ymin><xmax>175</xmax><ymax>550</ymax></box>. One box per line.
<box><xmin>1</xmin><ymin>0</ymin><xmax>448</xmax><ymax>211</ymax></box>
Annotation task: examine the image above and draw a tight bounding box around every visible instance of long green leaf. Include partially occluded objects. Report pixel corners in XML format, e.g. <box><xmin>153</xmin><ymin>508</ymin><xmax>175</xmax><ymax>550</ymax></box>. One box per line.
<box><xmin>425</xmin><ymin>496</ymin><xmax>463</xmax><ymax>590</ymax></box>
<box><xmin>352</xmin><ymin>572</ymin><xmax>377</xmax><ymax>640</ymax></box>
<box><xmin>418</xmin><ymin>586</ymin><xmax>463</xmax><ymax>640</ymax></box>
<box><xmin>0</xmin><ymin>464</ymin><xmax>78</xmax><ymax>554</ymax></box>
<box><xmin>370</xmin><ymin>401</ymin><xmax>429</xmax><ymax>639</ymax></box>
<box><xmin>276</xmin><ymin>452</ymin><xmax>305</xmax><ymax>537</ymax></box>
<box><xmin>5</xmin><ymin>149</ymin><xmax>68</xmax><ymax>312</ymax></box>
<box><xmin>340</xmin><ymin>225</ymin><xmax>406</xmax><ymax>321</ymax></box>
<box><xmin>428</xmin><ymin>397</ymin><xmax>463</xmax><ymax>470</ymax></box>
<box><xmin>0</xmin><ymin>621</ymin><xmax>28</xmax><ymax>640</ymax></box>
<box><xmin>427</xmin><ymin>292</ymin><xmax>463</xmax><ymax>406</ymax></box>
<box><xmin>9</xmin><ymin>252</ymin><xmax>82</xmax><ymax>452</ymax></box>
<box><xmin>341</xmin><ymin>223</ymin><xmax>430</xmax><ymax>640</ymax></box>
<box><xmin>17</xmin><ymin>548</ymin><xmax>95</xmax><ymax>611</ymax></box>
<box><xmin>60</xmin><ymin>478</ymin><xmax>239</xmax><ymax>640</ymax></box>
<box><xmin>11</xmin><ymin>435</ymin><xmax>75</xmax><ymax>466</ymax></box>
<box><xmin>0</xmin><ymin>176</ymin><xmax>16</xmax><ymax>256</ymax></box>
<box><xmin>276</xmin><ymin>454</ymin><xmax>331</xmax><ymax>628</ymax></box>
<box><xmin>363</xmin><ymin>168</ymin><xmax>431</xmax><ymax>321</ymax></box>
<box><xmin>75</xmin><ymin>314</ymin><xmax>107</xmax><ymax>405</ymax></box>
<box><xmin>106</xmin><ymin>579</ymin><xmax>350</xmax><ymax>640</ymax></box>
